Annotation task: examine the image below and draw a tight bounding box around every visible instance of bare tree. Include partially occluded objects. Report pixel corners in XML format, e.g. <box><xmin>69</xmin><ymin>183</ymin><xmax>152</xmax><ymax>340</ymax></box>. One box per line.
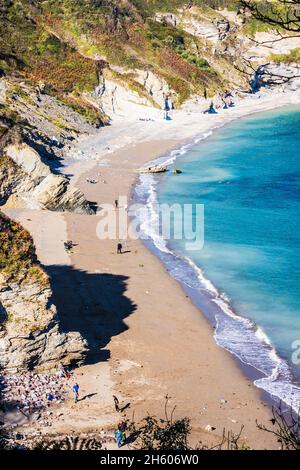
<box><xmin>230</xmin><ymin>1</ymin><xmax>300</xmax><ymax>88</ymax></box>
<box><xmin>257</xmin><ymin>403</ymin><xmax>300</xmax><ymax>450</ymax></box>
<box><xmin>240</xmin><ymin>0</ymin><xmax>300</xmax><ymax>36</ymax></box>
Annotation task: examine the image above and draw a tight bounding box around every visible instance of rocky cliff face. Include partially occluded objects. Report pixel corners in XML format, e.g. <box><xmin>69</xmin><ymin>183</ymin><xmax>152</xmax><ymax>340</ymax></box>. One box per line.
<box><xmin>93</xmin><ymin>68</ymin><xmax>172</xmax><ymax>117</ymax></box>
<box><xmin>2</xmin><ymin>140</ymin><xmax>93</xmax><ymax>213</ymax></box>
<box><xmin>1</xmin><ymin>1</ymin><xmax>299</xmax><ymax>121</ymax></box>
<box><xmin>250</xmin><ymin>63</ymin><xmax>300</xmax><ymax>92</ymax></box>
<box><xmin>153</xmin><ymin>6</ymin><xmax>300</xmax><ymax>97</ymax></box>
<box><xmin>0</xmin><ymin>213</ymin><xmax>88</xmax><ymax>372</ymax></box>
<box><xmin>0</xmin><ymin>76</ymin><xmax>95</xmax><ymax>372</ymax></box>
<box><xmin>0</xmin><ymin>276</ymin><xmax>88</xmax><ymax>372</ymax></box>
<box><xmin>0</xmin><ymin>79</ymin><xmax>95</xmax><ymax>213</ymax></box>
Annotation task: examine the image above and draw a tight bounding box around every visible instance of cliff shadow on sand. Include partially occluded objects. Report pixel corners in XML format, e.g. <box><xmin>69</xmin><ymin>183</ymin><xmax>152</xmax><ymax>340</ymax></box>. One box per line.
<box><xmin>45</xmin><ymin>265</ymin><xmax>136</xmax><ymax>365</ymax></box>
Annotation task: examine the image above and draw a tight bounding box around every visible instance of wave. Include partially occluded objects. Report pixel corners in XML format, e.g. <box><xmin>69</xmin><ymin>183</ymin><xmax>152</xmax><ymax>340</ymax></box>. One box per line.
<box><xmin>133</xmin><ymin>134</ymin><xmax>300</xmax><ymax>414</ymax></box>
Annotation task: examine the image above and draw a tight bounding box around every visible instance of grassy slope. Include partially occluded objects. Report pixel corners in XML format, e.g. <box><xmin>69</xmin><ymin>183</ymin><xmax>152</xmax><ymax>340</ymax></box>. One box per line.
<box><xmin>270</xmin><ymin>48</ymin><xmax>300</xmax><ymax>64</ymax></box>
<box><xmin>0</xmin><ymin>0</ymin><xmax>233</xmax><ymax>106</ymax></box>
<box><xmin>0</xmin><ymin>0</ymin><xmax>106</xmax><ymax>125</ymax></box>
<box><xmin>0</xmin><ymin>1</ymin><xmax>282</xmax><ymax>110</ymax></box>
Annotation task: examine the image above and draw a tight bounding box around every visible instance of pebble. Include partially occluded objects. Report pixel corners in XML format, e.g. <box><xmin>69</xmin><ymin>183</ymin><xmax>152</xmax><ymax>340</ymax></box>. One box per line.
<box><xmin>205</xmin><ymin>424</ymin><xmax>216</xmax><ymax>432</ymax></box>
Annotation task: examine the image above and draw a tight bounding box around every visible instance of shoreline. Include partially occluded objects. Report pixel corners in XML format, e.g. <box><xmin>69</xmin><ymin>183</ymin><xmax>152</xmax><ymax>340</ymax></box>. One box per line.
<box><xmin>73</xmin><ymin>87</ymin><xmax>300</xmax><ymax>164</ymax></box>
<box><xmin>3</xmin><ymin>88</ymin><xmax>300</xmax><ymax>449</ymax></box>
<box><xmin>131</xmin><ymin>106</ymin><xmax>300</xmax><ymax>415</ymax></box>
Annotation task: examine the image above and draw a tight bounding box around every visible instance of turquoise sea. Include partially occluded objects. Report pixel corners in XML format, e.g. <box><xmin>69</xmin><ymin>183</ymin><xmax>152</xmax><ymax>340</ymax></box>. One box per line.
<box><xmin>135</xmin><ymin>106</ymin><xmax>300</xmax><ymax>409</ymax></box>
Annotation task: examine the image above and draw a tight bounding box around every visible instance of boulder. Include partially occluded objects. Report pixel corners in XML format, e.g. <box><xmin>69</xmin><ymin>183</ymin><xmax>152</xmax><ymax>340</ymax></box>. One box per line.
<box><xmin>5</xmin><ymin>142</ymin><xmax>50</xmax><ymax>185</ymax></box>
<box><xmin>2</xmin><ymin>141</ymin><xmax>93</xmax><ymax>213</ymax></box>
<box><xmin>33</xmin><ymin>173</ymin><xmax>94</xmax><ymax>214</ymax></box>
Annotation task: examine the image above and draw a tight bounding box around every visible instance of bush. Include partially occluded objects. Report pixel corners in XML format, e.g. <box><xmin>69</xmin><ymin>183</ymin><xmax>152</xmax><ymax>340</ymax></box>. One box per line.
<box><xmin>270</xmin><ymin>48</ymin><xmax>300</xmax><ymax>65</ymax></box>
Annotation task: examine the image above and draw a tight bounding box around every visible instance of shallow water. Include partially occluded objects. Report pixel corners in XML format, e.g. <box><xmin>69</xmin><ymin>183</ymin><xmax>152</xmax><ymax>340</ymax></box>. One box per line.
<box><xmin>135</xmin><ymin>106</ymin><xmax>300</xmax><ymax>409</ymax></box>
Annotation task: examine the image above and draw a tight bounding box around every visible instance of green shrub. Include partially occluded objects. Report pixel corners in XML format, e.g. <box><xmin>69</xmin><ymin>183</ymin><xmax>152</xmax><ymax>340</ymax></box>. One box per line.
<box><xmin>270</xmin><ymin>48</ymin><xmax>300</xmax><ymax>64</ymax></box>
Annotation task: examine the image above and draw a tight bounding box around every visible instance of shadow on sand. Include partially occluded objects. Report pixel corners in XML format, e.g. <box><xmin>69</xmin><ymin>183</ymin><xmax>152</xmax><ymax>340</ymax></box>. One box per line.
<box><xmin>77</xmin><ymin>393</ymin><xmax>98</xmax><ymax>402</ymax></box>
<box><xmin>45</xmin><ymin>265</ymin><xmax>137</xmax><ymax>365</ymax></box>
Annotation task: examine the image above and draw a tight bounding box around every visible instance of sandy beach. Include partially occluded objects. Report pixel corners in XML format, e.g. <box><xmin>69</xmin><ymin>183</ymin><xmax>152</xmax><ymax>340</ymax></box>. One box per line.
<box><xmin>4</xmin><ymin>88</ymin><xmax>300</xmax><ymax>449</ymax></box>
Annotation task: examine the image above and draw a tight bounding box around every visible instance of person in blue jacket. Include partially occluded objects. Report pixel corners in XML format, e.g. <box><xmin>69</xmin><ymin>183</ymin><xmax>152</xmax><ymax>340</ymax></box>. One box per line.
<box><xmin>72</xmin><ymin>383</ymin><xmax>79</xmax><ymax>403</ymax></box>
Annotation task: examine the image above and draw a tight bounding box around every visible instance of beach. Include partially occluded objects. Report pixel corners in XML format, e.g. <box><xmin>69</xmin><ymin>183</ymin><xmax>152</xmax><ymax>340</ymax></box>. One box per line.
<box><xmin>4</xmin><ymin>88</ymin><xmax>300</xmax><ymax>449</ymax></box>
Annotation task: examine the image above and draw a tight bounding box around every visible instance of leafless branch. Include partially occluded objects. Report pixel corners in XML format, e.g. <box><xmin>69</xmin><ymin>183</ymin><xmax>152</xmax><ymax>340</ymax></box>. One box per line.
<box><xmin>257</xmin><ymin>403</ymin><xmax>300</xmax><ymax>450</ymax></box>
<box><xmin>241</xmin><ymin>0</ymin><xmax>300</xmax><ymax>34</ymax></box>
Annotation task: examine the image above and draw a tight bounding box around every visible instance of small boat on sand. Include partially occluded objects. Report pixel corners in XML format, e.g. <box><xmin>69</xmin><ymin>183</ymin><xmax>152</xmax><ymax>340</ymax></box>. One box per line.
<box><xmin>135</xmin><ymin>163</ymin><xmax>168</xmax><ymax>174</ymax></box>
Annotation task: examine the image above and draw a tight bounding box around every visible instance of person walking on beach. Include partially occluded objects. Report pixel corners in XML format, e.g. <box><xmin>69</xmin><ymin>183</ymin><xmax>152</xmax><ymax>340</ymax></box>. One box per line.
<box><xmin>118</xmin><ymin>420</ymin><xmax>127</xmax><ymax>441</ymax></box>
<box><xmin>114</xmin><ymin>429</ymin><xmax>125</xmax><ymax>448</ymax></box>
<box><xmin>72</xmin><ymin>383</ymin><xmax>79</xmax><ymax>403</ymax></box>
<box><xmin>117</xmin><ymin>242</ymin><xmax>123</xmax><ymax>254</ymax></box>
<box><xmin>115</xmin><ymin>199</ymin><xmax>118</xmax><ymax>209</ymax></box>
<box><xmin>113</xmin><ymin>395</ymin><xmax>121</xmax><ymax>413</ymax></box>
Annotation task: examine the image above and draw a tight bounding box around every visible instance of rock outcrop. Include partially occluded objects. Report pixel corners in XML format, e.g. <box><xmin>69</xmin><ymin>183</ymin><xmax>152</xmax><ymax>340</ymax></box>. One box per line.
<box><xmin>135</xmin><ymin>70</ymin><xmax>174</xmax><ymax>108</ymax></box>
<box><xmin>250</xmin><ymin>63</ymin><xmax>300</xmax><ymax>92</ymax></box>
<box><xmin>0</xmin><ymin>78</ymin><xmax>98</xmax><ymax>213</ymax></box>
<box><xmin>94</xmin><ymin>71</ymin><xmax>160</xmax><ymax>117</ymax></box>
<box><xmin>1</xmin><ymin>140</ymin><xmax>93</xmax><ymax>213</ymax></box>
<box><xmin>0</xmin><ymin>213</ymin><xmax>88</xmax><ymax>372</ymax></box>
<box><xmin>0</xmin><ymin>276</ymin><xmax>88</xmax><ymax>372</ymax></box>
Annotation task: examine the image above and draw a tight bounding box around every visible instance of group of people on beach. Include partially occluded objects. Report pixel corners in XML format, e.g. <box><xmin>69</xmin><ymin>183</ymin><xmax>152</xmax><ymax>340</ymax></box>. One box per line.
<box><xmin>70</xmin><ymin>381</ymin><xmax>128</xmax><ymax>447</ymax></box>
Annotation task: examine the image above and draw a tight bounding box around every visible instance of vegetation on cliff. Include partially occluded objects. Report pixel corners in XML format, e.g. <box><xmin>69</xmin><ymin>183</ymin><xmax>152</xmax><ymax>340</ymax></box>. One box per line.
<box><xmin>0</xmin><ymin>1</ymin><xmax>294</xmax><ymax>117</ymax></box>
<box><xmin>241</xmin><ymin>0</ymin><xmax>300</xmax><ymax>34</ymax></box>
<box><xmin>0</xmin><ymin>211</ymin><xmax>48</xmax><ymax>286</ymax></box>
<box><xmin>270</xmin><ymin>48</ymin><xmax>300</xmax><ymax>65</ymax></box>
<box><xmin>0</xmin><ymin>0</ymin><xmax>242</xmax><ymax>107</ymax></box>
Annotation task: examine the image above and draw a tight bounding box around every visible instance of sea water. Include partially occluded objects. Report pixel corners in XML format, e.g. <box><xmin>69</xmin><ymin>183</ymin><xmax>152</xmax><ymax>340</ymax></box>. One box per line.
<box><xmin>134</xmin><ymin>106</ymin><xmax>300</xmax><ymax>409</ymax></box>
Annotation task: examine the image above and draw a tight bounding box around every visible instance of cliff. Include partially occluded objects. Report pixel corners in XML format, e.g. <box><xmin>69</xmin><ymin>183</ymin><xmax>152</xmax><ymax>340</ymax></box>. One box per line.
<box><xmin>0</xmin><ymin>80</ymin><xmax>95</xmax><ymax>213</ymax></box>
<box><xmin>0</xmin><ymin>212</ymin><xmax>88</xmax><ymax>371</ymax></box>
<box><xmin>2</xmin><ymin>138</ymin><xmax>93</xmax><ymax>213</ymax></box>
<box><xmin>1</xmin><ymin>1</ymin><xmax>299</xmax><ymax>121</ymax></box>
